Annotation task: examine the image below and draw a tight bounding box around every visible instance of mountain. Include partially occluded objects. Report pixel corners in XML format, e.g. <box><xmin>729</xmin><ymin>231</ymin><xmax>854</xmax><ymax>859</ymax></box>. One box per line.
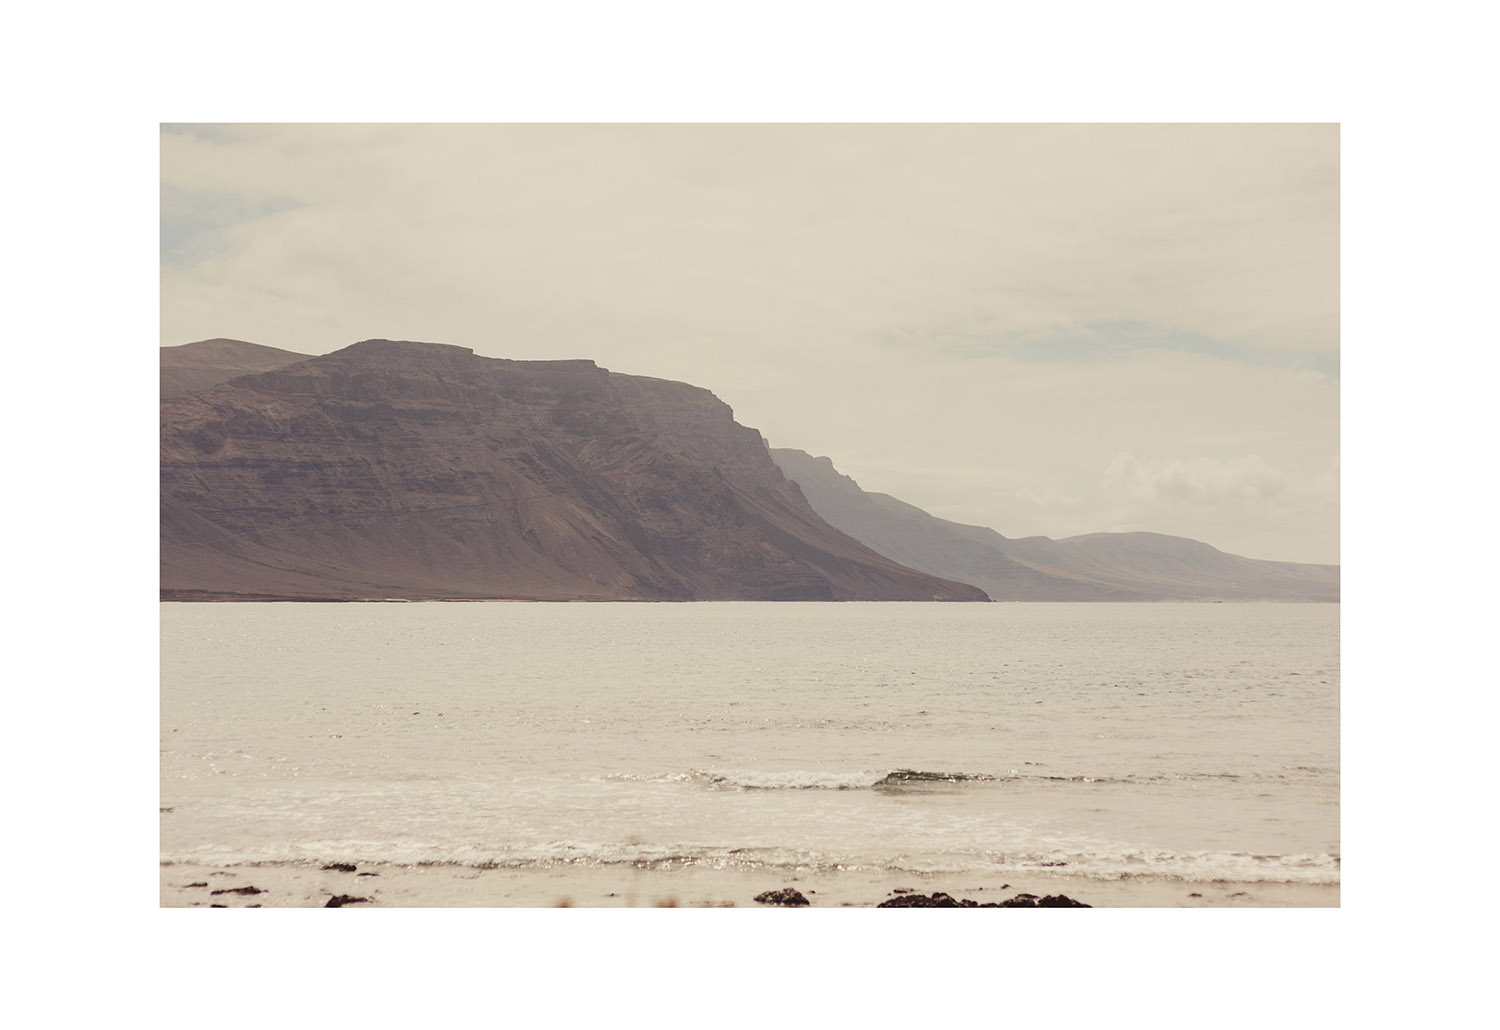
<box><xmin>770</xmin><ymin>448</ymin><xmax>1339</xmax><ymax>602</ymax></box>
<box><xmin>160</xmin><ymin>338</ymin><xmax>314</xmax><ymax>398</ymax></box>
<box><xmin>160</xmin><ymin>339</ymin><xmax>989</xmax><ymax>602</ymax></box>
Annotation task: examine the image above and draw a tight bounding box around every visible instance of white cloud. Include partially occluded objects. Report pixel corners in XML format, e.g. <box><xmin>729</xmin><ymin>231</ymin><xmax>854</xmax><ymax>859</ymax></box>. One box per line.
<box><xmin>1105</xmin><ymin>453</ymin><xmax>1287</xmax><ymax>503</ymax></box>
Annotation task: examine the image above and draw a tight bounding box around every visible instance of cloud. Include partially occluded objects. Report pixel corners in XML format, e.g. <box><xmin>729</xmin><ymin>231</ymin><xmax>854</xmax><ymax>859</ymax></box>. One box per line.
<box><xmin>942</xmin><ymin>321</ymin><xmax>1339</xmax><ymax>380</ymax></box>
<box><xmin>160</xmin><ymin>184</ymin><xmax>301</xmax><ymax>267</ymax></box>
<box><xmin>1105</xmin><ymin>453</ymin><xmax>1287</xmax><ymax>503</ymax></box>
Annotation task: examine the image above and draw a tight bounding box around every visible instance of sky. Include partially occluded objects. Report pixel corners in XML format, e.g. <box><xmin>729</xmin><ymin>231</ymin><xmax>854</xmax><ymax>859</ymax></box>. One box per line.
<box><xmin>161</xmin><ymin>123</ymin><xmax>1339</xmax><ymax>564</ymax></box>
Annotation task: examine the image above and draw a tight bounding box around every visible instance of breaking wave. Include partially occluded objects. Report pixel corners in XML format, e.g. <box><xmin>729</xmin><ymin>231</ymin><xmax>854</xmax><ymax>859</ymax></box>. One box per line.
<box><xmin>663</xmin><ymin>769</ymin><xmax>997</xmax><ymax>790</ymax></box>
<box><xmin>729</xmin><ymin>768</ymin><xmax>991</xmax><ymax>790</ymax></box>
<box><xmin>161</xmin><ymin>840</ymin><xmax>1340</xmax><ymax>884</ymax></box>
<box><xmin>604</xmin><ymin>768</ymin><xmax>1313</xmax><ymax>790</ymax></box>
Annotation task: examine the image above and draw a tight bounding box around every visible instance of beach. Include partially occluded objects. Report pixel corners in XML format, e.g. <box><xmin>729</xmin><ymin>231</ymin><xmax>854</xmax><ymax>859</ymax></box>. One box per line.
<box><xmin>161</xmin><ymin>860</ymin><xmax>1338</xmax><ymax>908</ymax></box>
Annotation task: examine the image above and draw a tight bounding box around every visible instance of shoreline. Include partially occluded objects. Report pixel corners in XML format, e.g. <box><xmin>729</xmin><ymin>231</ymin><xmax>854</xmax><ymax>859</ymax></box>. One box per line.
<box><xmin>159</xmin><ymin>595</ymin><xmax>1336</xmax><ymax>604</ymax></box>
<box><xmin>161</xmin><ymin>861</ymin><xmax>1339</xmax><ymax>908</ymax></box>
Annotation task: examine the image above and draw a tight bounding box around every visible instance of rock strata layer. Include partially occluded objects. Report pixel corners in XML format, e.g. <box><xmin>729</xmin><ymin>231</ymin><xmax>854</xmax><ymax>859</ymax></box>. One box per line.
<box><xmin>161</xmin><ymin>339</ymin><xmax>989</xmax><ymax>603</ymax></box>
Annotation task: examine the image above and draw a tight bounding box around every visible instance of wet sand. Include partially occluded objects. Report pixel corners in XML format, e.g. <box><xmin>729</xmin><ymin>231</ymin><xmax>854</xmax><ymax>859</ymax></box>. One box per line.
<box><xmin>161</xmin><ymin>861</ymin><xmax>1337</xmax><ymax>908</ymax></box>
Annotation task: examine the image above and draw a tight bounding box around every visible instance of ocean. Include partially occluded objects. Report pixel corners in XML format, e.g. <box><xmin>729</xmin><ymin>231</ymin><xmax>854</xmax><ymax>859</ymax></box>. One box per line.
<box><xmin>160</xmin><ymin>601</ymin><xmax>1339</xmax><ymax>905</ymax></box>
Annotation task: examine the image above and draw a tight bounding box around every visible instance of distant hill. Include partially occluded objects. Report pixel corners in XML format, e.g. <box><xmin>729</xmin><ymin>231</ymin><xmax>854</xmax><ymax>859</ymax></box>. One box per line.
<box><xmin>160</xmin><ymin>338</ymin><xmax>314</xmax><ymax>398</ymax></box>
<box><xmin>160</xmin><ymin>339</ymin><xmax>988</xmax><ymax>602</ymax></box>
<box><xmin>770</xmin><ymin>448</ymin><xmax>1339</xmax><ymax>602</ymax></box>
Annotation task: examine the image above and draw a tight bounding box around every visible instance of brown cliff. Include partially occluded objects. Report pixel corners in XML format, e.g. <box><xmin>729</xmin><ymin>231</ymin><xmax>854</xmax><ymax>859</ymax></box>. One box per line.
<box><xmin>160</xmin><ymin>339</ymin><xmax>990</xmax><ymax>602</ymax></box>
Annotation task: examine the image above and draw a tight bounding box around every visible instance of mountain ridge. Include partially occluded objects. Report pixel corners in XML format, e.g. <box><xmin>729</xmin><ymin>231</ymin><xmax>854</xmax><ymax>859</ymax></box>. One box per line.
<box><xmin>769</xmin><ymin>447</ymin><xmax>1339</xmax><ymax>602</ymax></box>
<box><xmin>160</xmin><ymin>339</ymin><xmax>988</xmax><ymax>602</ymax></box>
<box><xmin>160</xmin><ymin>338</ymin><xmax>316</xmax><ymax>398</ymax></box>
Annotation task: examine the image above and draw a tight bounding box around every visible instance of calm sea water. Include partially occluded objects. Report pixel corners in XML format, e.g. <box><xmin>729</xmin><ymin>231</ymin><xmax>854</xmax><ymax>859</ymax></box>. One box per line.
<box><xmin>160</xmin><ymin>602</ymin><xmax>1339</xmax><ymax>885</ymax></box>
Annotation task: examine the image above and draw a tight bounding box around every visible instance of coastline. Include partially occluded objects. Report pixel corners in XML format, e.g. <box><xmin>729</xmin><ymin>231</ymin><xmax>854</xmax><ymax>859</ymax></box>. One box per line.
<box><xmin>161</xmin><ymin>594</ymin><xmax>1336</xmax><ymax>603</ymax></box>
<box><xmin>161</xmin><ymin>861</ymin><xmax>1338</xmax><ymax>908</ymax></box>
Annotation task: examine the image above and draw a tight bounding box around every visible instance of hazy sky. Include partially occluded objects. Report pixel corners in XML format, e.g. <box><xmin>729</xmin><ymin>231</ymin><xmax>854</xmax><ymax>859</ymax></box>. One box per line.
<box><xmin>161</xmin><ymin>123</ymin><xmax>1338</xmax><ymax>564</ymax></box>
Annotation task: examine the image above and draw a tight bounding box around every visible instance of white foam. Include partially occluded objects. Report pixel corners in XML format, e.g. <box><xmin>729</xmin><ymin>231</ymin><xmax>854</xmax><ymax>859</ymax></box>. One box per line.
<box><xmin>693</xmin><ymin>769</ymin><xmax>891</xmax><ymax>790</ymax></box>
<box><xmin>160</xmin><ymin>839</ymin><xmax>1341</xmax><ymax>884</ymax></box>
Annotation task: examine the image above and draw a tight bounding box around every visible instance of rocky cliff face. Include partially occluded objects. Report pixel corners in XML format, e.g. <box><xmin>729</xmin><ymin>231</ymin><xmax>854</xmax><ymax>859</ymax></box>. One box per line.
<box><xmin>771</xmin><ymin>447</ymin><xmax>1340</xmax><ymax>602</ymax></box>
<box><xmin>160</xmin><ymin>340</ymin><xmax>989</xmax><ymax>602</ymax></box>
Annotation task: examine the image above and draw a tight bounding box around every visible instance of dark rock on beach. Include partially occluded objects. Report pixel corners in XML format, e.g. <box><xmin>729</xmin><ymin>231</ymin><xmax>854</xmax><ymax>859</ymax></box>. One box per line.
<box><xmin>210</xmin><ymin>886</ymin><xmax>264</xmax><ymax>896</ymax></box>
<box><xmin>325</xmin><ymin>894</ymin><xmax>371</xmax><ymax>908</ymax></box>
<box><xmin>754</xmin><ymin>888</ymin><xmax>810</xmax><ymax>906</ymax></box>
<box><xmin>999</xmin><ymin>893</ymin><xmax>1040</xmax><ymax>907</ymax></box>
<box><xmin>994</xmin><ymin>893</ymin><xmax>1091</xmax><ymax>908</ymax></box>
<box><xmin>322</xmin><ymin>863</ymin><xmax>357</xmax><ymax>872</ymax></box>
<box><xmin>879</xmin><ymin>892</ymin><xmax>968</xmax><ymax>907</ymax></box>
<box><xmin>878</xmin><ymin>891</ymin><xmax>1091</xmax><ymax>908</ymax></box>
